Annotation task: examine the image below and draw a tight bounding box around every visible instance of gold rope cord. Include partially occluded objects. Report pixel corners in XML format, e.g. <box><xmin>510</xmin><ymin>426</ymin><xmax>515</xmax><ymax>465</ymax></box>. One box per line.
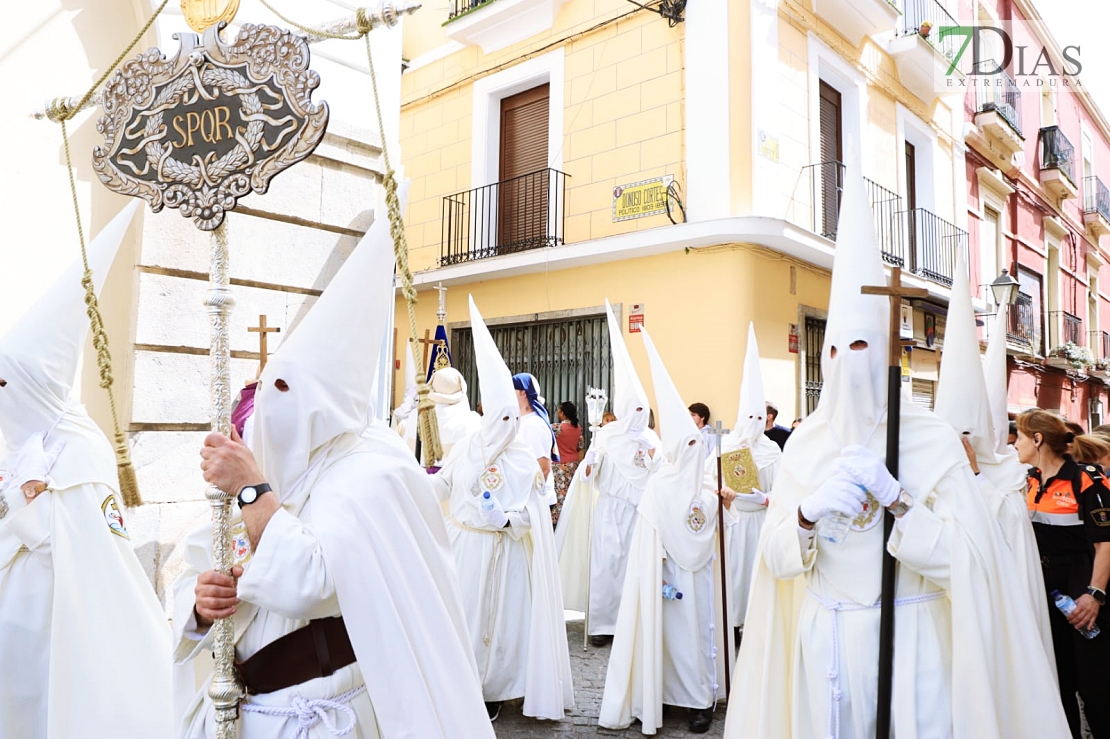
<box><xmin>46</xmin><ymin>2</ymin><xmax>172</xmax><ymax>507</ymax></box>
<box><xmin>59</xmin><ymin>121</ymin><xmax>141</xmax><ymax>507</ymax></box>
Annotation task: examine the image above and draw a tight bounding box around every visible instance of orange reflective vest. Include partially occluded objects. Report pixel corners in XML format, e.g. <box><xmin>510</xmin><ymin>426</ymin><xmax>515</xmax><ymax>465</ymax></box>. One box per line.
<box><xmin>1027</xmin><ymin>463</ymin><xmax>1101</xmax><ymax>526</ymax></box>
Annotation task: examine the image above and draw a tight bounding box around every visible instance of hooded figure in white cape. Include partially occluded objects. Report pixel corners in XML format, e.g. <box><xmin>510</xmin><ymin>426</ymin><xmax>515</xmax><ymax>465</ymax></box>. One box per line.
<box><xmin>389</xmin><ymin>341</ymin><xmax>418</xmax><ymax>453</ymax></box>
<box><xmin>173</xmin><ymin>192</ymin><xmax>496</xmax><ymax>739</ymax></box>
<box><xmin>723</xmin><ymin>172</ymin><xmax>1069</xmax><ymax>739</ymax></box>
<box><xmin>705</xmin><ymin>323</ymin><xmax>781</xmax><ymax>627</ymax></box>
<box><xmin>933</xmin><ymin>255</ymin><xmax>1053</xmax><ymax>665</ymax></box>
<box><xmin>428</xmin><ymin>366</ymin><xmax>481</xmax><ymax>465</ymax></box>
<box><xmin>555</xmin><ymin>300</ymin><xmax>661</xmax><ymax>639</ymax></box>
<box><xmin>0</xmin><ymin>201</ymin><xmax>174</xmax><ymax>739</ymax></box>
<box><xmin>430</xmin><ymin>296</ymin><xmax>574</xmax><ymax>721</ymax></box>
<box><xmin>599</xmin><ymin>325</ymin><xmax>730</xmax><ymax>735</ymax></box>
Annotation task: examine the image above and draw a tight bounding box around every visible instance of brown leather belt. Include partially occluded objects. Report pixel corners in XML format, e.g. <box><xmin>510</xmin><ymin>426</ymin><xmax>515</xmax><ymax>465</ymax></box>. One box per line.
<box><xmin>235</xmin><ymin>616</ymin><xmax>356</xmax><ymax>695</ymax></box>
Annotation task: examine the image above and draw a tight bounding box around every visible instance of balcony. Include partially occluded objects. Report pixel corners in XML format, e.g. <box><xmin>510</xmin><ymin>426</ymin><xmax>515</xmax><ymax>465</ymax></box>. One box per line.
<box><xmin>887</xmin><ymin>0</ymin><xmax>966</xmax><ymax>103</ymax></box>
<box><xmin>1040</xmin><ymin>126</ymin><xmax>1079</xmax><ymax>201</ymax></box>
<box><xmin>1084</xmin><ymin>176</ymin><xmax>1110</xmax><ymax>239</ymax></box>
<box><xmin>973</xmin><ymin>62</ymin><xmax>1024</xmax><ymax>158</ymax></box>
<box><xmin>440</xmin><ymin>168</ymin><xmax>568</xmax><ymax>267</ymax></box>
<box><xmin>796</xmin><ymin>161</ymin><xmax>962</xmax><ymax>287</ymax></box>
<box><xmin>810</xmin><ymin>0</ymin><xmax>900</xmax><ymax>46</ymax></box>
<box><xmin>445</xmin><ymin>0</ymin><xmax>568</xmax><ymax>54</ymax></box>
<box><xmin>1102</xmin><ymin>330</ymin><xmax>1110</xmax><ymax>361</ymax></box>
<box><xmin>895</xmin><ymin>208</ymin><xmax>968</xmax><ymax>287</ymax></box>
<box><xmin>1007</xmin><ymin>292</ymin><xmax>1040</xmax><ymax>355</ymax></box>
<box><xmin>1048</xmin><ymin>310</ymin><xmax>1083</xmax><ymax>347</ymax></box>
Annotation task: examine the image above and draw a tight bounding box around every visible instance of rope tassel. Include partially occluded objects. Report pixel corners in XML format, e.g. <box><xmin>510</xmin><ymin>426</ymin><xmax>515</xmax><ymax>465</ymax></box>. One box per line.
<box><xmin>114</xmin><ymin>432</ymin><xmax>143</xmax><ymax>508</ymax></box>
<box><xmin>416</xmin><ymin>381</ymin><xmax>443</xmax><ymax>467</ymax></box>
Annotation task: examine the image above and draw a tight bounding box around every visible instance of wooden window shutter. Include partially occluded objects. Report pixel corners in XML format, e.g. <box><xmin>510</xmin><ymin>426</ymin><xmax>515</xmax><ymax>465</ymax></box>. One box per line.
<box><xmin>818</xmin><ymin>81</ymin><xmax>843</xmax><ymax>238</ymax></box>
<box><xmin>498</xmin><ymin>84</ymin><xmax>550</xmax><ymax>254</ymax></box>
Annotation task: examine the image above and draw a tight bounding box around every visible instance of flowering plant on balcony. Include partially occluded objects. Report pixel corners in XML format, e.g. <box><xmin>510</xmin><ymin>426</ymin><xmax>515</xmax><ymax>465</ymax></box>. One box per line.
<box><xmin>1092</xmin><ymin>357</ymin><xmax>1110</xmax><ymax>378</ymax></box>
<box><xmin>1046</xmin><ymin>342</ymin><xmax>1096</xmax><ymax>370</ymax></box>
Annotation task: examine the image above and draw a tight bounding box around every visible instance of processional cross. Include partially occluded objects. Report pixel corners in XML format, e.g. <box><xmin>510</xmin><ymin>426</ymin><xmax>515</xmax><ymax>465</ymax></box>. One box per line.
<box><xmin>706</xmin><ymin>419</ymin><xmax>732</xmax><ymax>697</ymax></box>
<box><xmin>858</xmin><ymin>266</ymin><xmax>928</xmax><ymax>739</ymax></box>
<box><xmin>416</xmin><ymin>329</ymin><xmax>444</xmax><ymax>371</ymax></box>
<box><xmin>248</xmin><ymin>314</ymin><xmax>280</xmax><ymax>376</ymax></box>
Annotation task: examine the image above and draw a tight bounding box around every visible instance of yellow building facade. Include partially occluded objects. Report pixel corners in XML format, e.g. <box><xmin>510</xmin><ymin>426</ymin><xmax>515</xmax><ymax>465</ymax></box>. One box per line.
<box><xmin>396</xmin><ymin>0</ymin><xmax>970</xmax><ymax>424</ymax></box>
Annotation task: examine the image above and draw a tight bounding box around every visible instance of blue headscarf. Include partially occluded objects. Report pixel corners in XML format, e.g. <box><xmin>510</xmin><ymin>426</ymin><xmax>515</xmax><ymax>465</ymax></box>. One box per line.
<box><xmin>512</xmin><ymin>373</ymin><xmax>560</xmax><ymax>463</ymax></box>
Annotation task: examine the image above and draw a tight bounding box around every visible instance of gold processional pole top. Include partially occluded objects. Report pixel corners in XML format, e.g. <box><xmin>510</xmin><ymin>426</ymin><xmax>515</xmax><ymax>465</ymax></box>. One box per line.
<box><xmin>181</xmin><ymin>0</ymin><xmax>241</xmax><ymax>33</ymax></box>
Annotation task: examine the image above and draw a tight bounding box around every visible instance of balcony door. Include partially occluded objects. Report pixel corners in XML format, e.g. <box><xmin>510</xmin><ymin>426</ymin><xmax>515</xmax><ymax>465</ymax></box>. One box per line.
<box><xmin>499</xmin><ymin>84</ymin><xmax>550</xmax><ymax>255</ymax></box>
<box><xmin>905</xmin><ymin>141</ymin><xmax>918</xmax><ymax>272</ymax></box>
<box><xmin>818</xmin><ymin>81</ymin><xmax>843</xmax><ymax>239</ymax></box>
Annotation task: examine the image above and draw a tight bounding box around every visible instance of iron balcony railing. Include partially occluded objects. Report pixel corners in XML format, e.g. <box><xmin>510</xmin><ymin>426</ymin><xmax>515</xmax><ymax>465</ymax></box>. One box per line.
<box><xmin>896</xmin><ymin>208</ymin><xmax>969</xmax><ymax>287</ymax></box>
<box><xmin>1007</xmin><ymin>292</ymin><xmax>1037</xmax><ymax>353</ymax></box>
<box><xmin>975</xmin><ymin>60</ymin><xmax>1023</xmax><ymax>137</ymax></box>
<box><xmin>1102</xmin><ymin>330</ymin><xmax>1110</xmax><ymax>360</ymax></box>
<box><xmin>1085</xmin><ymin>176</ymin><xmax>1110</xmax><ymax>222</ymax></box>
<box><xmin>898</xmin><ymin>0</ymin><xmax>961</xmax><ymax>62</ymax></box>
<box><xmin>447</xmin><ymin>0</ymin><xmax>493</xmax><ymax>21</ymax></box>
<box><xmin>800</xmin><ymin>161</ymin><xmax>906</xmax><ymax>268</ymax></box>
<box><xmin>1048</xmin><ymin>310</ymin><xmax>1083</xmax><ymax>346</ymax></box>
<box><xmin>440</xmin><ymin>168</ymin><xmax>569</xmax><ymax>267</ymax></box>
<box><xmin>1040</xmin><ymin>125</ymin><xmax>1077</xmax><ymax>186</ymax></box>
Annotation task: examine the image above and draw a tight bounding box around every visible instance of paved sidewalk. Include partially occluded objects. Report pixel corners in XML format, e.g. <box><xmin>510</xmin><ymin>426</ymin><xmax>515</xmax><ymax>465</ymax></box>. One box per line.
<box><xmin>492</xmin><ymin>618</ymin><xmax>726</xmax><ymax>738</ymax></box>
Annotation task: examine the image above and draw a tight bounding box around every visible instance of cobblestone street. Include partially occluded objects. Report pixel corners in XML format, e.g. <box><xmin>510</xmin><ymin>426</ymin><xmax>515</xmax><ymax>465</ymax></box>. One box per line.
<box><xmin>492</xmin><ymin>617</ymin><xmax>726</xmax><ymax>738</ymax></box>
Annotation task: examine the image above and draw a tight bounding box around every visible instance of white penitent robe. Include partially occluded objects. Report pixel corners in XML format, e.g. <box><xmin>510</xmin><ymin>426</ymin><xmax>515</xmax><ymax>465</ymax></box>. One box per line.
<box><xmin>0</xmin><ymin>479</ymin><xmax>174</xmax><ymax>739</ymax></box>
<box><xmin>724</xmin><ymin>406</ymin><xmax>1070</xmax><ymax>739</ymax></box>
<box><xmin>977</xmin><ymin>454</ymin><xmax>1054</xmax><ymax>664</ymax></box>
<box><xmin>432</xmin><ymin>431</ymin><xmax>574</xmax><ymax>719</ymax></box>
<box><xmin>174</xmin><ymin>434</ymin><xmax>494</xmax><ymax>739</ymax></box>
<box><xmin>555</xmin><ymin>425</ymin><xmax>659</xmax><ymax>634</ymax></box>
<box><xmin>599</xmin><ymin>457</ymin><xmax>730</xmax><ymax>734</ymax></box>
<box><xmin>433</xmin><ymin>399</ymin><xmax>481</xmax><ymax>463</ymax></box>
<box><xmin>704</xmin><ymin>434</ymin><xmax>780</xmax><ymax>626</ymax></box>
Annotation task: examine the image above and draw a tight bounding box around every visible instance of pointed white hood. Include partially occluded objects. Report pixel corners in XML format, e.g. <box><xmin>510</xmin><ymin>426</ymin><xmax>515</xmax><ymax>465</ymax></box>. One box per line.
<box><xmin>984</xmin><ymin>310</ymin><xmax>1011</xmax><ymax>455</ymax></box>
<box><xmin>252</xmin><ymin>188</ymin><xmax>403</xmax><ymax>501</ymax></box>
<box><xmin>469</xmin><ymin>295</ymin><xmax>520</xmax><ymax>464</ymax></box>
<box><xmin>0</xmin><ymin>201</ymin><xmax>139</xmax><ymax>490</ymax></box>
<box><xmin>816</xmin><ymin>171</ymin><xmax>890</xmax><ymax>447</ymax></box>
<box><xmin>605</xmin><ymin>299</ymin><xmax>650</xmax><ymax>437</ymax></box>
<box><xmin>640</xmin><ymin>324</ymin><xmax>716</xmax><ymax>572</ymax></box>
<box><xmin>935</xmin><ymin>251</ymin><xmax>997</xmax><ymax>463</ymax></box>
<box><xmin>731</xmin><ymin>323</ymin><xmax>769</xmax><ymax>446</ymax></box>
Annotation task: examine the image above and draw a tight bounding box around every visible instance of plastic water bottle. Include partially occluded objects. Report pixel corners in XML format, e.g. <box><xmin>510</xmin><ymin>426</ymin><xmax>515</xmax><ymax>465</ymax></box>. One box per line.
<box><xmin>662</xmin><ymin>583</ymin><xmax>683</xmax><ymax>601</ymax></box>
<box><xmin>817</xmin><ymin>483</ymin><xmax>868</xmax><ymax>544</ymax></box>
<box><xmin>481</xmin><ymin>491</ymin><xmax>495</xmax><ymax>511</ymax></box>
<box><xmin>1052</xmin><ymin>590</ymin><xmax>1101</xmax><ymax>639</ymax></box>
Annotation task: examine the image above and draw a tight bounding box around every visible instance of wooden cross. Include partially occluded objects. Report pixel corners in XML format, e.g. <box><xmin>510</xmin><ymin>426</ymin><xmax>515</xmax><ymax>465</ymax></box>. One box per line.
<box><xmin>248</xmin><ymin>314</ymin><xmax>281</xmax><ymax>376</ymax></box>
<box><xmin>860</xmin><ymin>268</ymin><xmax>929</xmax><ymax>367</ymax></box>
<box><xmin>416</xmin><ymin>328</ymin><xmax>444</xmax><ymax>372</ymax></box>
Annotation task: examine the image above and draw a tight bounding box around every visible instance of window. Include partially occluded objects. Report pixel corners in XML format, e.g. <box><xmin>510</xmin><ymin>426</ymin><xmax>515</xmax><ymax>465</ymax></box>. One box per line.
<box><xmin>498</xmin><ymin>84</ymin><xmax>550</xmax><ymax>254</ymax></box>
<box><xmin>804</xmin><ymin>316</ymin><xmax>826</xmax><ymax>414</ymax></box>
<box><xmin>818</xmin><ymin>81</ymin><xmax>843</xmax><ymax>239</ymax></box>
<box><xmin>1014</xmin><ymin>267</ymin><xmax>1044</xmax><ymax>355</ymax></box>
<box><xmin>1041</xmin><ymin>87</ymin><xmax>1057</xmax><ymax>129</ymax></box>
<box><xmin>981</xmin><ymin>206</ymin><xmax>1001</xmax><ymax>300</ymax></box>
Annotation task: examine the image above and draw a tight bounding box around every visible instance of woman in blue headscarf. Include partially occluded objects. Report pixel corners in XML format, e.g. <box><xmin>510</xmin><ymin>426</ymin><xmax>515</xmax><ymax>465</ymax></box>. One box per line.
<box><xmin>512</xmin><ymin>373</ymin><xmax>559</xmax><ymax>508</ymax></box>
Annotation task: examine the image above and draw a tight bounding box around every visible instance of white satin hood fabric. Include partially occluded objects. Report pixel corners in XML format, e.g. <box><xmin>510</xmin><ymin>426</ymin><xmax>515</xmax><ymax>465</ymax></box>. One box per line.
<box><xmin>605</xmin><ymin>299</ymin><xmax>650</xmax><ymax>437</ymax></box>
<box><xmin>0</xmin><ymin>201</ymin><xmax>138</xmax><ymax>490</ymax></box>
<box><xmin>429</xmin><ymin>367</ymin><xmax>468</xmax><ymax>404</ymax></box>
<box><xmin>640</xmin><ymin>325</ymin><xmax>716</xmax><ymax>572</ymax></box>
<box><xmin>934</xmin><ymin>251</ymin><xmax>997</xmax><ymax>464</ymax></box>
<box><xmin>984</xmin><ymin>310</ymin><xmax>1011</xmax><ymax>455</ymax></box>
<box><xmin>731</xmin><ymin>323</ymin><xmax>770</xmax><ymax>447</ymax></box>
<box><xmin>469</xmin><ymin>295</ymin><xmax>521</xmax><ymax>465</ymax></box>
<box><xmin>817</xmin><ymin>173</ymin><xmax>889</xmax><ymax>448</ymax></box>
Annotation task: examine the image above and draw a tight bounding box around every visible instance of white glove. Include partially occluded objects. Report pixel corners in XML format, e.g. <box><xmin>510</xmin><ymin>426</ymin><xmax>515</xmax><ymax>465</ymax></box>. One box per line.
<box><xmin>799</xmin><ymin>474</ymin><xmax>868</xmax><ymax>523</ymax></box>
<box><xmin>836</xmin><ymin>445</ymin><xmax>901</xmax><ymax>507</ymax></box>
<box><xmin>478</xmin><ymin>493</ymin><xmax>509</xmax><ymax>528</ymax></box>
<box><xmin>738</xmin><ymin>489</ymin><xmax>768</xmax><ymax>506</ymax></box>
<box><xmin>584</xmin><ymin>447</ymin><xmax>599</xmax><ymax>467</ymax></box>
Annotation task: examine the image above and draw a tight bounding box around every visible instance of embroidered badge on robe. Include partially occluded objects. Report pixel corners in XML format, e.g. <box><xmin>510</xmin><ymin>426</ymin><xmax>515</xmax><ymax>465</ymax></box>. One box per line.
<box><xmin>479</xmin><ymin>464</ymin><xmax>505</xmax><ymax>494</ymax></box>
<box><xmin>102</xmin><ymin>495</ymin><xmax>129</xmax><ymax>539</ymax></box>
<box><xmin>849</xmin><ymin>491</ymin><xmax>882</xmax><ymax>532</ymax></box>
<box><xmin>687</xmin><ymin>503</ymin><xmax>708</xmax><ymax>533</ymax></box>
<box><xmin>633</xmin><ymin>448</ymin><xmax>648</xmax><ymax>469</ymax></box>
<box><xmin>231</xmin><ymin>521</ymin><xmax>252</xmax><ymax>566</ymax></box>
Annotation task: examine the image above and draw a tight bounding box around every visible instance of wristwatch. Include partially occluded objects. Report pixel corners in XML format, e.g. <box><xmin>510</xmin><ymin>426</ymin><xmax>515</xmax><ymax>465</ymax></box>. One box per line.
<box><xmin>1088</xmin><ymin>586</ymin><xmax>1107</xmax><ymax>606</ymax></box>
<box><xmin>237</xmin><ymin>483</ymin><xmax>273</xmax><ymax>507</ymax></box>
<box><xmin>887</xmin><ymin>490</ymin><xmax>914</xmax><ymax>519</ymax></box>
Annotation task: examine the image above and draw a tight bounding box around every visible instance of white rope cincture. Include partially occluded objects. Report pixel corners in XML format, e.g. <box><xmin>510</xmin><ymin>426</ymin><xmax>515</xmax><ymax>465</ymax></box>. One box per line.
<box><xmin>241</xmin><ymin>685</ymin><xmax>365</xmax><ymax>739</ymax></box>
<box><xmin>807</xmin><ymin>589</ymin><xmax>945</xmax><ymax>739</ymax></box>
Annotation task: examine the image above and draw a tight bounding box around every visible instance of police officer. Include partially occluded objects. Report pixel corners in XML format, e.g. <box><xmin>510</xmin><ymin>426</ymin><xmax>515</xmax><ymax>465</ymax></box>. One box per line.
<box><xmin>1017</xmin><ymin>409</ymin><xmax>1110</xmax><ymax>738</ymax></box>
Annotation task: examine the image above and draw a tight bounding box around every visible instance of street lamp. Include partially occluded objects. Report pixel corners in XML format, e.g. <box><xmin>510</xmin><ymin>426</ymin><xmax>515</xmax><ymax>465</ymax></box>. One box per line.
<box><xmin>990</xmin><ymin>269</ymin><xmax>1020</xmax><ymax>306</ymax></box>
